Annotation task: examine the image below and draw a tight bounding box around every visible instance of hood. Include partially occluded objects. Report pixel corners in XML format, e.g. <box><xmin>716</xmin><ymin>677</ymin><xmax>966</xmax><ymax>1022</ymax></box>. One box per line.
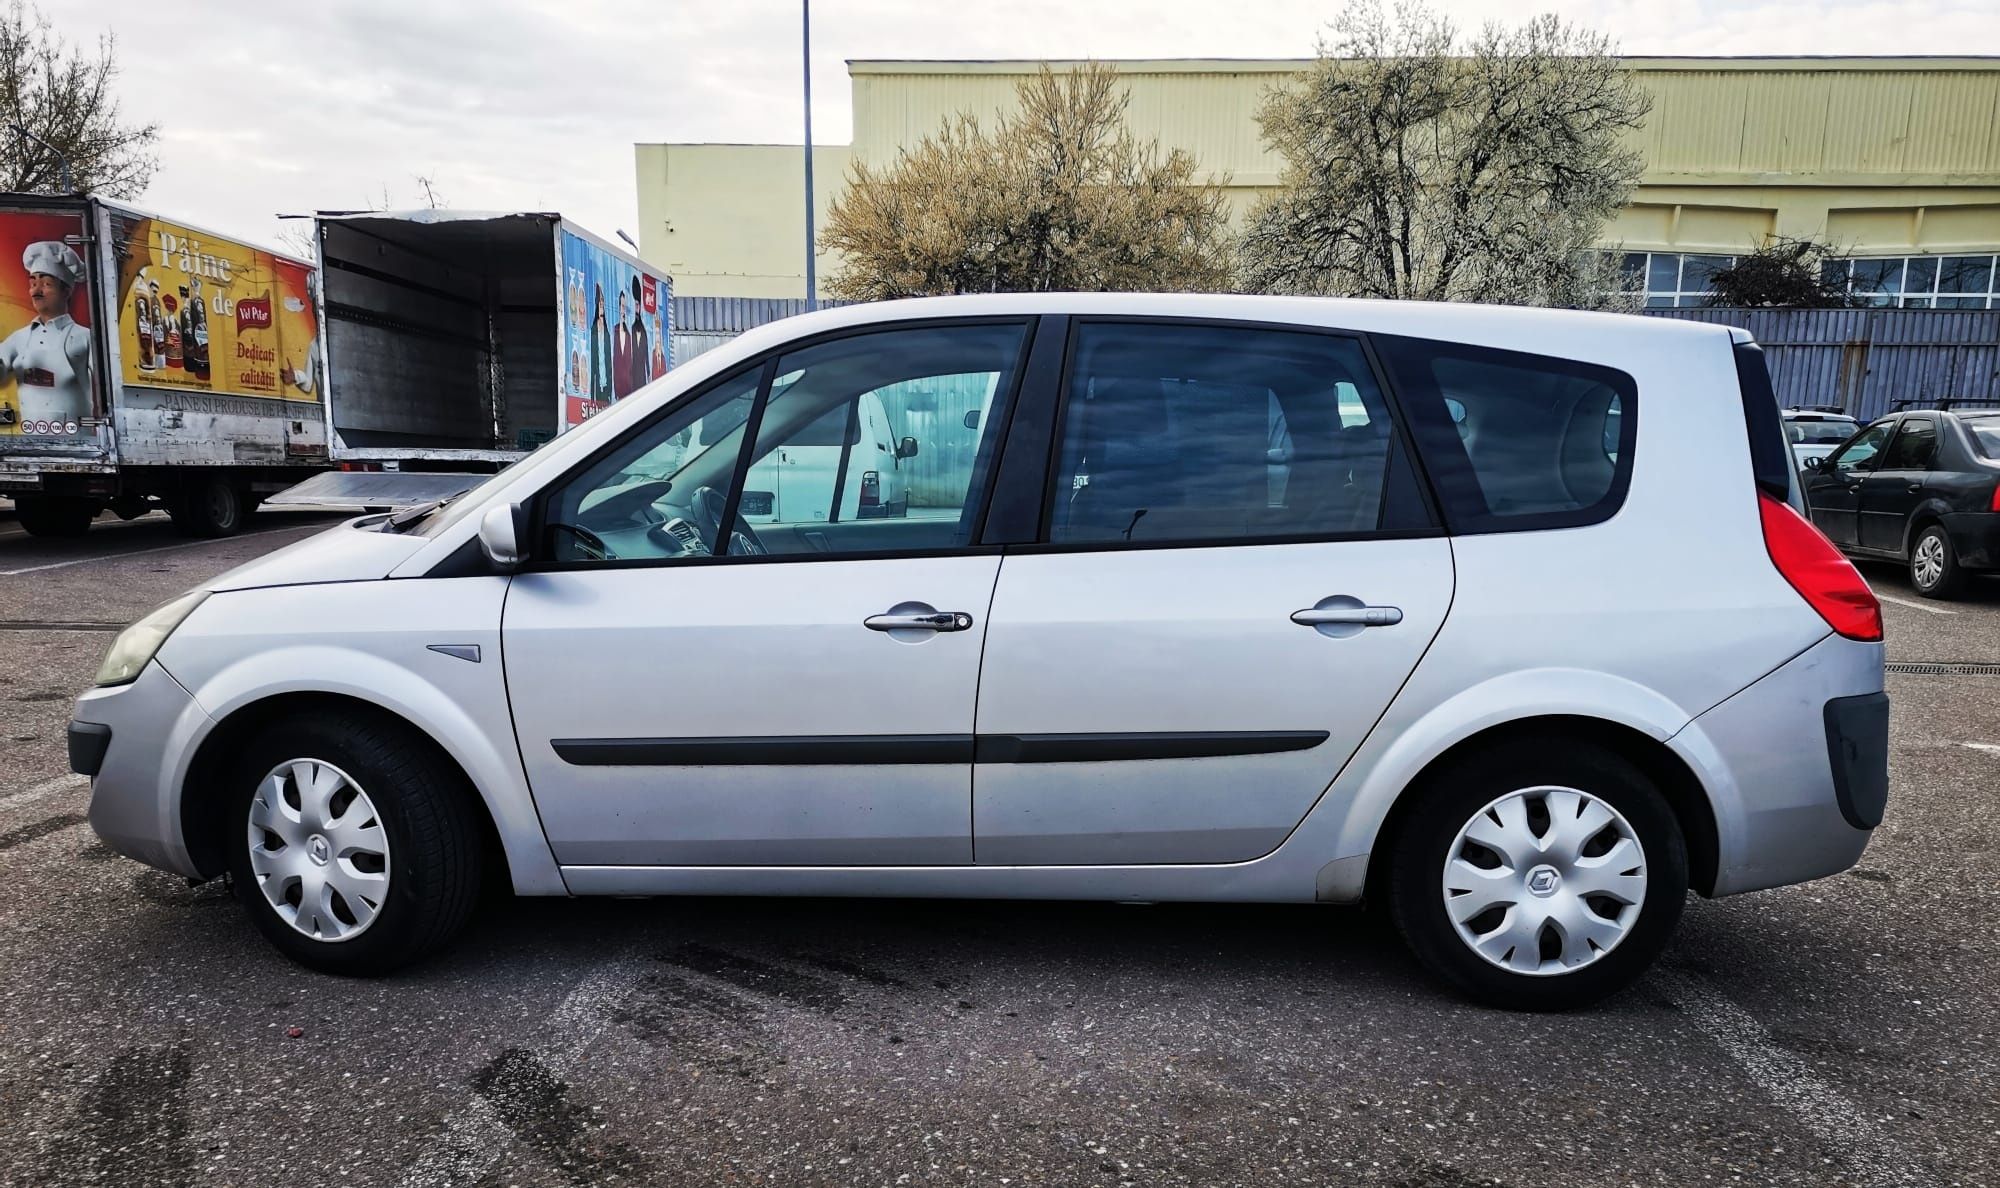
<box><xmin>206</xmin><ymin>518</ymin><xmax>431</xmax><ymax>592</ymax></box>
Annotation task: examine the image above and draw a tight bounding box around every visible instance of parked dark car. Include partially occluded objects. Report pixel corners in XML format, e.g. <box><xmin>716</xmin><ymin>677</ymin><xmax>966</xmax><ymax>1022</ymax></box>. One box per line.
<box><xmin>1801</xmin><ymin>405</ymin><xmax>2000</xmax><ymax>598</ymax></box>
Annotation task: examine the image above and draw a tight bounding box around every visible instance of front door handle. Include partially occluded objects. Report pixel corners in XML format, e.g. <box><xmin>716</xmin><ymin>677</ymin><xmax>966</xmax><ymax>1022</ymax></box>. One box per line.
<box><xmin>865</xmin><ymin>610</ymin><xmax>974</xmax><ymax>633</ymax></box>
<box><xmin>1291</xmin><ymin>605</ymin><xmax>1403</xmax><ymax>627</ymax></box>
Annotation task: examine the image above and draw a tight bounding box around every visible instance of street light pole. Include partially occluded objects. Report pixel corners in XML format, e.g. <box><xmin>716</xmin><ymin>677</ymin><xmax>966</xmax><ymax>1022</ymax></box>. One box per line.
<box><xmin>9</xmin><ymin>123</ymin><xmax>73</xmax><ymax>194</ymax></box>
<box><xmin>802</xmin><ymin>0</ymin><xmax>817</xmax><ymax>311</ymax></box>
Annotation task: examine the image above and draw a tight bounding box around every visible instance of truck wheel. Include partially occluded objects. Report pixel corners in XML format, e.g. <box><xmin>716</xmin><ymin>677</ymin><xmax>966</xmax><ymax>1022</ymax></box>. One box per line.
<box><xmin>225</xmin><ymin>710</ymin><xmax>486</xmax><ymax>975</ymax></box>
<box><xmin>13</xmin><ymin>495</ymin><xmax>98</xmax><ymax>538</ymax></box>
<box><xmin>1384</xmin><ymin>737</ymin><xmax>1688</xmax><ymax>1011</ymax></box>
<box><xmin>171</xmin><ymin>476</ymin><xmax>247</xmax><ymax>538</ymax></box>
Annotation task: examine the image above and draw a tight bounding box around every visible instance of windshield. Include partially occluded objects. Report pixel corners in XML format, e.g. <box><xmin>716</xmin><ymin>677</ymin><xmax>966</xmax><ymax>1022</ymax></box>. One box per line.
<box><xmin>1965</xmin><ymin>416</ymin><xmax>2000</xmax><ymax>459</ymax></box>
<box><xmin>1786</xmin><ymin>420</ymin><xmax>1856</xmax><ymax>445</ymax></box>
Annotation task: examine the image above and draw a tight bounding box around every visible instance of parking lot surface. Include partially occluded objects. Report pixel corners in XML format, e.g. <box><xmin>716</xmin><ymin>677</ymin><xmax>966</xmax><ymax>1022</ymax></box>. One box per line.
<box><xmin>0</xmin><ymin>512</ymin><xmax>1995</xmax><ymax>1187</ymax></box>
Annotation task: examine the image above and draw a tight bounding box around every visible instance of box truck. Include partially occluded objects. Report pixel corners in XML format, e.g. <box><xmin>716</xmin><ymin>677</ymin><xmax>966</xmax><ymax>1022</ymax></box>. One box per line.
<box><xmin>0</xmin><ymin>193</ymin><xmax>329</xmax><ymax>537</ymax></box>
<box><xmin>266</xmin><ymin>210</ymin><xmax>673</xmax><ymax>512</ymax></box>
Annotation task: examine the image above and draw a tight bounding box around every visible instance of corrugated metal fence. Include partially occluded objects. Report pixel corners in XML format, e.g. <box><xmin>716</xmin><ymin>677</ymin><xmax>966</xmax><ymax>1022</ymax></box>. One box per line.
<box><xmin>1642</xmin><ymin>308</ymin><xmax>2000</xmax><ymax>422</ymax></box>
<box><xmin>672</xmin><ymin>297</ymin><xmax>2000</xmax><ymax>425</ymax></box>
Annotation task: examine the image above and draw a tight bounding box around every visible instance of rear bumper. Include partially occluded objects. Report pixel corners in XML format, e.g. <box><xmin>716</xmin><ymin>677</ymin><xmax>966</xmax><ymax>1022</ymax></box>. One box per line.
<box><xmin>72</xmin><ymin>662</ymin><xmax>212</xmax><ymax>879</ymax></box>
<box><xmin>1941</xmin><ymin>511</ymin><xmax>2000</xmax><ymax>571</ymax></box>
<box><xmin>1671</xmin><ymin>633</ymin><xmax>1885</xmax><ymax>897</ymax></box>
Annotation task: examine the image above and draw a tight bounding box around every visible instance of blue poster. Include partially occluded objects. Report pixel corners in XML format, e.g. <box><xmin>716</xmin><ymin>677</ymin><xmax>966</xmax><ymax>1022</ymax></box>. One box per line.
<box><xmin>560</xmin><ymin>229</ymin><xmax>670</xmax><ymax>429</ymax></box>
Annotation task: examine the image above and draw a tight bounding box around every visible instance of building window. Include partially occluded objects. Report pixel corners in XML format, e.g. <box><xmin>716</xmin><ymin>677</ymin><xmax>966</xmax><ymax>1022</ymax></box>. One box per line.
<box><xmin>1620</xmin><ymin>252</ymin><xmax>1737</xmax><ymax>307</ymax></box>
<box><xmin>1824</xmin><ymin>255</ymin><xmax>2000</xmax><ymax>309</ymax></box>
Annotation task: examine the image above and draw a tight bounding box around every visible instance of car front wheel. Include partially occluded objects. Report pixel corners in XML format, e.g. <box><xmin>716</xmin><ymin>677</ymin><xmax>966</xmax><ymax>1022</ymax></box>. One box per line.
<box><xmin>1385</xmin><ymin>739</ymin><xmax>1688</xmax><ymax>1011</ymax></box>
<box><xmin>225</xmin><ymin>710</ymin><xmax>485</xmax><ymax>975</ymax></box>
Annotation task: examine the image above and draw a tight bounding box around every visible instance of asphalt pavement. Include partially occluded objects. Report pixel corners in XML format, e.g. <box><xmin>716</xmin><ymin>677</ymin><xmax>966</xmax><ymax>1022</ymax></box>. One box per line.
<box><xmin>0</xmin><ymin>513</ymin><xmax>1995</xmax><ymax>1187</ymax></box>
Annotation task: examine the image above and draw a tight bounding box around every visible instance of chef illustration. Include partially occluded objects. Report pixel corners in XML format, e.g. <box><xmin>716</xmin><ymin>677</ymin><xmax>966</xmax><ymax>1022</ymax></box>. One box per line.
<box><xmin>0</xmin><ymin>241</ymin><xmax>92</xmax><ymax>431</ymax></box>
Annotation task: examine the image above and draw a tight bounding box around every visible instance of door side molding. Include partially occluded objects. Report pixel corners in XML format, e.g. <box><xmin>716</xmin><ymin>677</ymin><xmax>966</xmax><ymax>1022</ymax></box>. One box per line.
<box><xmin>550</xmin><ymin>730</ymin><xmax>1329</xmax><ymax>767</ymax></box>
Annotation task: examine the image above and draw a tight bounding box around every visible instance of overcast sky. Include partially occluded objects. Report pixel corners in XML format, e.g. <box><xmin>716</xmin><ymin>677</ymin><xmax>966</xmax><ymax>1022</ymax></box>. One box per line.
<box><xmin>48</xmin><ymin>0</ymin><xmax>2000</xmax><ymax>255</ymax></box>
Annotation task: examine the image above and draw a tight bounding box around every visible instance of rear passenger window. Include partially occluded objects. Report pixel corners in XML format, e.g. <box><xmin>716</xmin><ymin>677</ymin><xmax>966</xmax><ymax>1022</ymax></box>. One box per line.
<box><xmin>1881</xmin><ymin>418</ymin><xmax>1937</xmax><ymax>469</ymax></box>
<box><xmin>1046</xmin><ymin>322</ymin><xmax>1429</xmax><ymax>545</ymax></box>
<box><xmin>1375</xmin><ymin>336</ymin><xmax>1637</xmax><ymax>532</ymax></box>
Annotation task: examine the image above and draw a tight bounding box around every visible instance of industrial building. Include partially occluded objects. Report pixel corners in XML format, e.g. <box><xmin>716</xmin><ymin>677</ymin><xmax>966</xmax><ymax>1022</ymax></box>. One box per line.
<box><xmin>635</xmin><ymin>56</ymin><xmax>2000</xmax><ymax>308</ymax></box>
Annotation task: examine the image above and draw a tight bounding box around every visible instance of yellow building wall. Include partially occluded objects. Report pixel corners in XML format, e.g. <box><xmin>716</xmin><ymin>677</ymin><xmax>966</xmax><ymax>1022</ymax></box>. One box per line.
<box><xmin>642</xmin><ymin>57</ymin><xmax>2000</xmax><ymax>297</ymax></box>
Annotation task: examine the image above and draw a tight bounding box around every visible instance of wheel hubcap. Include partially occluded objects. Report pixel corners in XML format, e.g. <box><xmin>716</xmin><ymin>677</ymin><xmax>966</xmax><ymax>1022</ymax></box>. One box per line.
<box><xmin>1442</xmin><ymin>786</ymin><xmax>1647</xmax><ymax>977</ymax></box>
<box><xmin>247</xmin><ymin>759</ymin><xmax>390</xmax><ymax>942</ymax></box>
<box><xmin>1914</xmin><ymin>536</ymin><xmax>1944</xmax><ymax>588</ymax></box>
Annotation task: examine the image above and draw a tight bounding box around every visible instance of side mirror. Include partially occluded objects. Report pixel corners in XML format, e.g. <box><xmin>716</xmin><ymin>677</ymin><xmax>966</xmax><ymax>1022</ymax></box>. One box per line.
<box><xmin>895</xmin><ymin>436</ymin><xmax>920</xmax><ymax>460</ymax></box>
<box><xmin>962</xmin><ymin>409</ymin><xmax>982</xmax><ymax>430</ymax></box>
<box><xmin>477</xmin><ymin>503</ymin><xmax>527</xmax><ymax>571</ymax></box>
<box><xmin>1803</xmin><ymin>456</ymin><xmax>1823</xmax><ymax>472</ymax></box>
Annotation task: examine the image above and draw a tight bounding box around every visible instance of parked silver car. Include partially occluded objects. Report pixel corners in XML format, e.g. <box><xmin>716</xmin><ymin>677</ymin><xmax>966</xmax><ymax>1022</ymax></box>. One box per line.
<box><xmin>69</xmin><ymin>295</ymin><xmax>1889</xmax><ymax>1010</ymax></box>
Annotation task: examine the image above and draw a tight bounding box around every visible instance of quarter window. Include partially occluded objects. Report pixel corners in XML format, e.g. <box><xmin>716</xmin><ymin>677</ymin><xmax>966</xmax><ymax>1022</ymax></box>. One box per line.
<box><xmin>1046</xmin><ymin>322</ymin><xmax>1420</xmax><ymax>545</ymax></box>
<box><xmin>1375</xmin><ymin>336</ymin><xmax>1635</xmax><ymax>532</ymax></box>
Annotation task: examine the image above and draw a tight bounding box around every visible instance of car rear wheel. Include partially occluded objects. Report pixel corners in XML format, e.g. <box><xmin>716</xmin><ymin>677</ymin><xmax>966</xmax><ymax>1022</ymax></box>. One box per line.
<box><xmin>1385</xmin><ymin>739</ymin><xmax>1688</xmax><ymax>1011</ymax></box>
<box><xmin>225</xmin><ymin>710</ymin><xmax>485</xmax><ymax>975</ymax></box>
<box><xmin>1909</xmin><ymin>524</ymin><xmax>1965</xmax><ymax>600</ymax></box>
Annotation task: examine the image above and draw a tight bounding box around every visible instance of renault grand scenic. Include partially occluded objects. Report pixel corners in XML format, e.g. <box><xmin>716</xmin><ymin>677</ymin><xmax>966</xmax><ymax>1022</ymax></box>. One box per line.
<box><xmin>70</xmin><ymin>294</ymin><xmax>1889</xmax><ymax>1010</ymax></box>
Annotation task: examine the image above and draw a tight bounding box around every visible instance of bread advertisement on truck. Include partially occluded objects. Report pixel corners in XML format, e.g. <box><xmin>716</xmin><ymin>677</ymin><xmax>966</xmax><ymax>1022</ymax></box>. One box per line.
<box><xmin>0</xmin><ymin>209</ymin><xmax>95</xmax><ymax>439</ymax></box>
<box><xmin>109</xmin><ymin>212</ymin><xmax>321</xmax><ymax>405</ymax></box>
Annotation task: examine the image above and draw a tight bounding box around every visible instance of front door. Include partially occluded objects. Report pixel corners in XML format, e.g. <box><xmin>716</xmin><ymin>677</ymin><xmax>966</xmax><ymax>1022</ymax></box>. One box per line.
<box><xmin>504</xmin><ymin>319</ymin><xmax>1031</xmax><ymax>866</ymax></box>
<box><xmin>1858</xmin><ymin>414</ymin><xmax>1936</xmax><ymax>554</ymax></box>
<box><xmin>972</xmin><ymin>320</ymin><xmax>1459</xmax><ymax>865</ymax></box>
<box><xmin>1805</xmin><ymin>420</ymin><xmax>1893</xmax><ymax>548</ymax></box>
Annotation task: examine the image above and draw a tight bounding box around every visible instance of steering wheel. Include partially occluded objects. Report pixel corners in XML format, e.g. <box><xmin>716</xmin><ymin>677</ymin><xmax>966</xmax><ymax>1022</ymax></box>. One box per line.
<box><xmin>688</xmin><ymin>485</ymin><xmax>766</xmax><ymax>556</ymax></box>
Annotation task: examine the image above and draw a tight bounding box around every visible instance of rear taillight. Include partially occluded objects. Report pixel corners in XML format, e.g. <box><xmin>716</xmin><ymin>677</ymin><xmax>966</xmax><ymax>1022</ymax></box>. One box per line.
<box><xmin>1990</xmin><ymin>482</ymin><xmax>2000</xmax><ymax>513</ymax></box>
<box><xmin>1759</xmin><ymin>491</ymin><xmax>1882</xmax><ymax>642</ymax></box>
<box><xmin>859</xmin><ymin>471</ymin><xmax>880</xmax><ymax>508</ymax></box>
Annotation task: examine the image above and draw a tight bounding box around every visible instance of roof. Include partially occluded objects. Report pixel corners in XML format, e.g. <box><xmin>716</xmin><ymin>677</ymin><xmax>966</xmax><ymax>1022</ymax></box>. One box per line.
<box><xmin>846</xmin><ymin>57</ymin><xmax>2000</xmax><ymax>75</ymax></box>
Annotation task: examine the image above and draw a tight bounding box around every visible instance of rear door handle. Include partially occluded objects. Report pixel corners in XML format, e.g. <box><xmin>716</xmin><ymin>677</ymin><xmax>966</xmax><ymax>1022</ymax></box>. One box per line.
<box><xmin>865</xmin><ymin>611</ymin><xmax>974</xmax><ymax>632</ymax></box>
<box><xmin>1291</xmin><ymin>605</ymin><xmax>1402</xmax><ymax>627</ymax></box>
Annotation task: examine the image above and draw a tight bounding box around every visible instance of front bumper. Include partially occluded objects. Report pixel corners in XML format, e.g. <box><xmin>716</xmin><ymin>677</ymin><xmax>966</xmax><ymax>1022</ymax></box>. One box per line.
<box><xmin>1673</xmin><ymin>632</ymin><xmax>1886</xmax><ymax>897</ymax></box>
<box><xmin>72</xmin><ymin>662</ymin><xmax>213</xmax><ymax>878</ymax></box>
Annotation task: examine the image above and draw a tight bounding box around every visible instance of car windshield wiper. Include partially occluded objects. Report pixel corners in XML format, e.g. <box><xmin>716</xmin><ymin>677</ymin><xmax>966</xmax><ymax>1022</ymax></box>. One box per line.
<box><xmin>385</xmin><ymin>491</ymin><xmax>464</xmax><ymax>532</ymax></box>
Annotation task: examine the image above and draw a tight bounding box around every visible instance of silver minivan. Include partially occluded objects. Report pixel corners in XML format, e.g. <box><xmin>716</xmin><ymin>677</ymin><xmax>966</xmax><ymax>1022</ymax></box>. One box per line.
<box><xmin>70</xmin><ymin>295</ymin><xmax>1889</xmax><ymax>1010</ymax></box>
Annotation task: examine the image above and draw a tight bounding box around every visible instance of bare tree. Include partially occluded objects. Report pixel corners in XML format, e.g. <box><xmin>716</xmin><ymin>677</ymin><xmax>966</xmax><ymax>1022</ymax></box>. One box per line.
<box><xmin>822</xmin><ymin>63</ymin><xmax>1235</xmax><ymax>300</ymax></box>
<box><xmin>1239</xmin><ymin>1</ymin><xmax>1650</xmax><ymax>309</ymax></box>
<box><xmin>0</xmin><ymin>1</ymin><xmax>156</xmax><ymax>197</ymax></box>
<box><xmin>1705</xmin><ymin>237</ymin><xmax>1860</xmax><ymax>308</ymax></box>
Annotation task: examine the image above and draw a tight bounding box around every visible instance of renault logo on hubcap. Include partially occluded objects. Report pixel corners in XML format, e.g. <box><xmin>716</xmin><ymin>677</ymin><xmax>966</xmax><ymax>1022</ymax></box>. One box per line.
<box><xmin>307</xmin><ymin>834</ymin><xmax>331</xmax><ymax>866</ymax></box>
<box><xmin>1526</xmin><ymin>865</ymin><xmax>1562</xmax><ymax>897</ymax></box>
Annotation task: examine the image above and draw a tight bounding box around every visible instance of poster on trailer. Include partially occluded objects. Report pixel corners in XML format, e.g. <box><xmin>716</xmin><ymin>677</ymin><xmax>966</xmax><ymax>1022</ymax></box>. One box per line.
<box><xmin>0</xmin><ymin>209</ymin><xmax>95</xmax><ymax>439</ymax></box>
<box><xmin>560</xmin><ymin>227</ymin><xmax>670</xmax><ymax>430</ymax></box>
<box><xmin>109</xmin><ymin>212</ymin><xmax>322</xmax><ymax>405</ymax></box>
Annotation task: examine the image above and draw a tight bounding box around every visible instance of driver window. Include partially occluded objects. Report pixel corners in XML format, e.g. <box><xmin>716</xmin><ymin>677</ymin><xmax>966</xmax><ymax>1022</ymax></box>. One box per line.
<box><xmin>724</xmin><ymin>322</ymin><xmax>1027</xmax><ymax>557</ymax></box>
<box><xmin>541</xmin><ymin>367</ymin><xmax>760</xmax><ymax>563</ymax></box>
<box><xmin>1832</xmin><ymin>422</ymin><xmax>1892</xmax><ymax>474</ymax></box>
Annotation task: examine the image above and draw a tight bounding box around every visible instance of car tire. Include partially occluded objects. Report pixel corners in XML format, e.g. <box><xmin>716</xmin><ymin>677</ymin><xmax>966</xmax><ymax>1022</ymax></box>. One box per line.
<box><xmin>13</xmin><ymin>495</ymin><xmax>97</xmax><ymax>538</ymax></box>
<box><xmin>225</xmin><ymin>710</ymin><xmax>485</xmax><ymax>975</ymax></box>
<box><xmin>1384</xmin><ymin>737</ymin><xmax>1688</xmax><ymax>1011</ymax></box>
<box><xmin>1909</xmin><ymin>524</ymin><xmax>1965</xmax><ymax>600</ymax></box>
<box><xmin>170</xmin><ymin>475</ymin><xmax>246</xmax><ymax>538</ymax></box>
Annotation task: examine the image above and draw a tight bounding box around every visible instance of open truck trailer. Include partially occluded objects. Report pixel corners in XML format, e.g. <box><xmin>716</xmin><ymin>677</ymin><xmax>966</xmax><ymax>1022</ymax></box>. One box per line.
<box><xmin>267</xmin><ymin>210</ymin><xmax>674</xmax><ymax>512</ymax></box>
<box><xmin>0</xmin><ymin>193</ymin><xmax>329</xmax><ymax>537</ymax></box>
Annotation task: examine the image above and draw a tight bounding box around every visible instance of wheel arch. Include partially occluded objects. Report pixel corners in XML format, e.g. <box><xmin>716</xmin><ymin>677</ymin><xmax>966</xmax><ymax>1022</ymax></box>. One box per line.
<box><xmin>1361</xmin><ymin>715</ymin><xmax>1721</xmax><ymax>902</ymax></box>
<box><xmin>1902</xmin><ymin>500</ymin><xmax>1954</xmax><ymax>556</ymax></box>
<box><xmin>180</xmin><ymin>691</ymin><xmax>525</xmax><ymax>894</ymax></box>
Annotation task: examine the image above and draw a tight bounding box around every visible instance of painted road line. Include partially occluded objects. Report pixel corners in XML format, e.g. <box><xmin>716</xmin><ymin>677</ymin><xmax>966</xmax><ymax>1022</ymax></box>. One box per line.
<box><xmin>396</xmin><ymin>949</ymin><xmax>649</xmax><ymax>1188</ymax></box>
<box><xmin>1656</xmin><ymin>969</ymin><xmax>1935</xmax><ymax>1188</ymax></box>
<box><xmin>0</xmin><ymin>773</ymin><xmax>88</xmax><ymax>812</ymax></box>
<box><xmin>1962</xmin><ymin>742</ymin><xmax>2000</xmax><ymax>756</ymax></box>
<box><xmin>1871</xmin><ymin>591</ymin><xmax>1955</xmax><ymax>615</ymax></box>
<box><xmin>0</xmin><ymin>524</ymin><xmax>314</xmax><ymax>577</ymax></box>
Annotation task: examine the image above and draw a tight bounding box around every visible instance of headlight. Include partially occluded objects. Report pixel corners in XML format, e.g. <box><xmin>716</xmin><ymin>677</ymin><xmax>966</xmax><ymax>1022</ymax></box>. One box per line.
<box><xmin>95</xmin><ymin>591</ymin><xmax>209</xmax><ymax>687</ymax></box>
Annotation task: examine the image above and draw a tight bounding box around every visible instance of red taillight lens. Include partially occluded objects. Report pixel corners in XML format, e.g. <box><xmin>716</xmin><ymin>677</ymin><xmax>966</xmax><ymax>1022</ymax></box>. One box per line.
<box><xmin>1990</xmin><ymin>483</ymin><xmax>2000</xmax><ymax>513</ymax></box>
<box><xmin>1759</xmin><ymin>491</ymin><xmax>1882</xmax><ymax>641</ymax></box>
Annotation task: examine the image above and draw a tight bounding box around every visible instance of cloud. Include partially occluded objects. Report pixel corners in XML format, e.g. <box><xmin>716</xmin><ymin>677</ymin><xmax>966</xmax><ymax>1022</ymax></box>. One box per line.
<box><xmin>47</xmin><ymin>0</ymin><xmax>2000</xmax><ymax>254</ymax></box>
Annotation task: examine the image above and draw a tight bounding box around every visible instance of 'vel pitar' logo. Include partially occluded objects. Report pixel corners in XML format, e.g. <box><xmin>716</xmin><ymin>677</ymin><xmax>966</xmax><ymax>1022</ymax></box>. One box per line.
<box><xmin>236</xmin><ymin>294</ymin><xmax>272</xmax><ymax>332</ymax></box>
